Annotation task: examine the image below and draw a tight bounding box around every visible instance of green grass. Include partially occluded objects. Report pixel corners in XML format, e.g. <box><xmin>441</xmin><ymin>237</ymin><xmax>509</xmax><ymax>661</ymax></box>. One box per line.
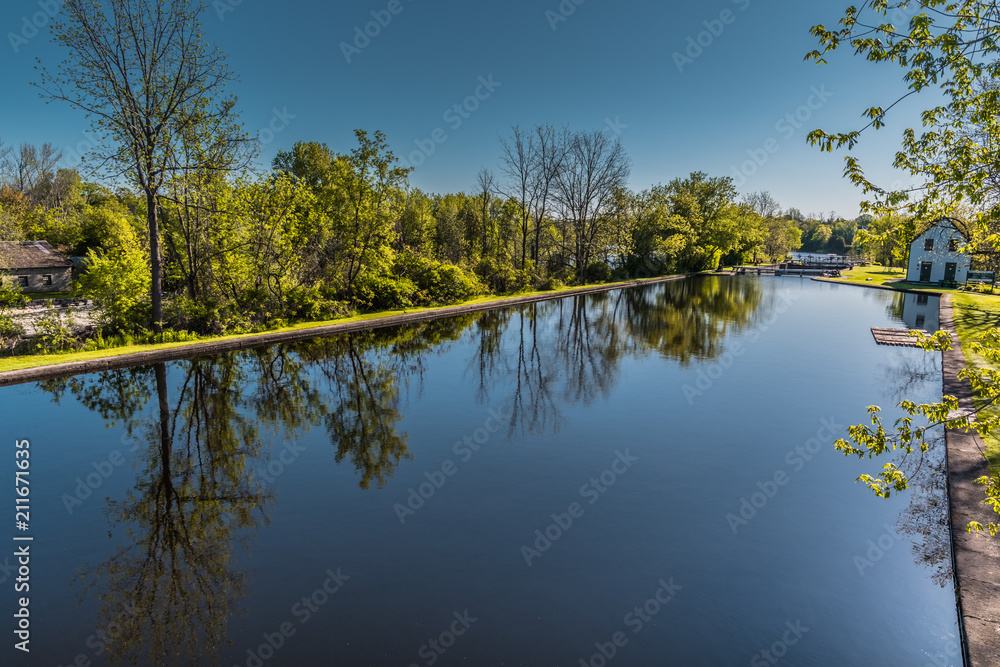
<box><xmin>822</xmin><ymin>265</ymin><xmax>907</xmax><ymax>287</ymax></box>
<box><xmin>0</xmin><ymin>276</ymin><xmax>668</xmax><ymax>374</ymax></box>
<box><xmin>951</xmin><ymin>292</ymin><xmax>1000</xmax><ymax>469</ymax></box>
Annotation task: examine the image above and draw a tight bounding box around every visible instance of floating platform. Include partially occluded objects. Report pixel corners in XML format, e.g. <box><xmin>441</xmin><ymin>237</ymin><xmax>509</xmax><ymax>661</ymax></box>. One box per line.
<box><xmin>870</xmin><ymin>327</ymin><xmax>928</xmax><ymax>347</ymax></box>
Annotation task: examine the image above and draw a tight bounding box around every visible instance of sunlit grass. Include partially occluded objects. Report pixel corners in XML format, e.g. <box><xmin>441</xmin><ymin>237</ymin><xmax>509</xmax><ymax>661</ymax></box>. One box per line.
<box><xmin>951</xmin><ymin>292</ymin><xmax>1000</xmax><ymax>469</ymax></box>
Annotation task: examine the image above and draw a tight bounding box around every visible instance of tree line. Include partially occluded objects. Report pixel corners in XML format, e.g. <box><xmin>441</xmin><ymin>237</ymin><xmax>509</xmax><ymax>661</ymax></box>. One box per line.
<box><xmin>0</xmin><ymin>0</ymin><xmax>816</xmax><ymax>348</ymax></box>
<box><xmin>0</xmin><ymin>129</ymin><xmax>814</xmax><ymax>339</ymax></box>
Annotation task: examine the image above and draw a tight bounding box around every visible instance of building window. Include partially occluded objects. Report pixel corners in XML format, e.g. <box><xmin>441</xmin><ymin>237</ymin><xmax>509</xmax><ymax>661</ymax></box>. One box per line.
<box><xmin>924</xmin><ymin>239</ymin><xmax>934</xmax><ymax>251</ymax></box>
<box><xmin>916</xmin><ymin>315</ymin><xmax>926</xmax><ymax>328</ymax></box>
<box><xmin>949</xmin><ymin>239</ymin><xmax>958</xmax><ymax>252</ymax></box>
<box><xmin>17</xmin><ymin>276</ymin><xmax>28</xmax><ymax>288</ymax></box>
<box><xmin>43</xmin><ymin>275</ymin><xmax>52</xmax><ymax>286</ymax></box>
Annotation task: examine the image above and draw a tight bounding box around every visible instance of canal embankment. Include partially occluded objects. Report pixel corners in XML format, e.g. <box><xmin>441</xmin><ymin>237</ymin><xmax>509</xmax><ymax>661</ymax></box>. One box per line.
<box><xmin>0</xmin><ymin>274</ymin><xmax>691</xmax><ymax>388</ymax></box>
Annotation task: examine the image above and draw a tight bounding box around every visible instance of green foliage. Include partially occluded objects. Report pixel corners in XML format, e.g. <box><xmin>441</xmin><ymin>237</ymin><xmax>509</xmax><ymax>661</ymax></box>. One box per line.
<box><xmin>474</xmin><ymin>256</ymin><xmax>531</xmax><ymax>294</ymax></box>
<box><xmin>836</xmin><ymin>328</ymin><xmax>1000</xmax><ymax>536</ymax></box>
<box><xmin>806</xmin><ymin>0</ymin><xmax>1000</xmax><ymax>222</ymax></box>
<box><xmin>585</xmin><ymin>261</ymin><xmax>613</xmax><ymax>283</ymax></box>
<box><xmin>0</xmin><ymin>316</ymin><xmax>25</xmax><ymax>353</ymax></box>
<box><xmin>0</xmin><ymin>281</ymin><xmax>29</xmax><ymax>354</ymax></box>
<box><xmin>34</xmin><ymin>308</ymin><xmax>77</xmax><ymax>354</ymax></box>
<box><xmin>283</xmin><ymin>286</ymin><xmax>350</xmax><ymax>322</ymax></box>
<box><xmin>80</xmin><ymin>216</ymin><xmax>151</xmax><ymax>332</ymax></box>
<box><xmin>353</xmin><ymin>273</ymin><xmax>418</xmax><ymax>311</ymax></box>
<box><xmin>163</xmin><ymin>296</ymin><xmax>225</xmax><ymax>335</ymax></box>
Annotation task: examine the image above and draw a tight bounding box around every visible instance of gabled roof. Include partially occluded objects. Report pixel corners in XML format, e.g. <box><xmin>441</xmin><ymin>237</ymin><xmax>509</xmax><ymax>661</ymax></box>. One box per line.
<box><xmin>0</xmin><ymin>241</ymin><xmax>73</xmax><ymax>270</ymax></box>
<box><xmin>910</xmin><ymin>217</ymin><xmax>970</xmax><ymax>246</ymax></box>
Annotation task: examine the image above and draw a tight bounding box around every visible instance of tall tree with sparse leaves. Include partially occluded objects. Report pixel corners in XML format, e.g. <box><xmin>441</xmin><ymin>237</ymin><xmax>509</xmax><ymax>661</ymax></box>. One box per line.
<box><xmin>38</xmin><ymin>0</ymin><xmax>249</xmax><ymax>331</ymax></box>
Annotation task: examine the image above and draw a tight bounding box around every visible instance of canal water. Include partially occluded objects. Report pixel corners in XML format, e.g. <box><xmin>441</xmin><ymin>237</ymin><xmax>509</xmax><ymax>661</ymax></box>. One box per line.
<box><xmin>3</xmin><ymin>276</ymin><xmax>961</xmax><ymax>666</ymax></box>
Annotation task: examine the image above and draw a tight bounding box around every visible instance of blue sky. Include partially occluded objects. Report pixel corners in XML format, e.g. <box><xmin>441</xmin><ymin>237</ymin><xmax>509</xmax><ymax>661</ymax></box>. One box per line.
<box><xmin>0</xmin><ymin>0</ymin><xmax>933</xmax><ymax>218</ymax></box>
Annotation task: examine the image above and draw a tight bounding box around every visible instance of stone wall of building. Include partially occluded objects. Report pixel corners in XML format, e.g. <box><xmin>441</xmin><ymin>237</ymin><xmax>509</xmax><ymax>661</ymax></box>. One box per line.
<box><xmin>2</xmin><ymin>267</ymin><xmax>72</xmax><ymax>293</ymax></box>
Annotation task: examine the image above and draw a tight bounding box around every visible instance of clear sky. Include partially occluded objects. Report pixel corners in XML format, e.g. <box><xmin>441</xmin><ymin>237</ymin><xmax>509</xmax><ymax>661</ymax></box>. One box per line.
<box><xmin>0</xmin><ymin>0</ymin><xmax>934</xmax><ymax>219</ymax></box>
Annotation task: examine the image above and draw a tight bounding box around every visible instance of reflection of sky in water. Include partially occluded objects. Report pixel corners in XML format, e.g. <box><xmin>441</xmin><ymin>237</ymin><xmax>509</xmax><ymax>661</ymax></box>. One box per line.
<box><xmin>4</xmin><ymin>276</ymin><xmax>962</xmax><ymax>666</ymax></box>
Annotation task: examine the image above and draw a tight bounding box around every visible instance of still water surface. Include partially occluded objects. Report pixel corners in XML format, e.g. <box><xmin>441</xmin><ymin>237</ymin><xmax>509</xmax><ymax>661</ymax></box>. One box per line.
<box><xmin>3</xmin><ymin>276</ymin><xmax>960</xmax><ymax>666</ymax></box>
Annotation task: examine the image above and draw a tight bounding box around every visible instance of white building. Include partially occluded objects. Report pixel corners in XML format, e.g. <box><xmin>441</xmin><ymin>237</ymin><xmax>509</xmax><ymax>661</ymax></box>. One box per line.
<box><xmin>905</xmin><ymin>219</ymin><xmax>971</xmax><ymax>285</ymax></box>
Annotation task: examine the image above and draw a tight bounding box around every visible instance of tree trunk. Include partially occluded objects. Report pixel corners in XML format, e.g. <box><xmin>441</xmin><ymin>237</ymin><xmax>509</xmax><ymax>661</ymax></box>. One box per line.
<box><xmin>147</xmin><ymin>190</ymin><xmax>163</xmax><ymax>332</ymax></box>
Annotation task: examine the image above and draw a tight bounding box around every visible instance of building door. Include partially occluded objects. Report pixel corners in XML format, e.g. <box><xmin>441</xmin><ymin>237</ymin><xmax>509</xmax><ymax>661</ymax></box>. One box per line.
<box><xmin>920</xmin><ymin>262</ymin><xmax>933</xmax><ymax>282</ymax></box>
<box><xmin>944</xmin><ymin>262</ymin><xmax>957</xmax><ymax>282</ymax></box>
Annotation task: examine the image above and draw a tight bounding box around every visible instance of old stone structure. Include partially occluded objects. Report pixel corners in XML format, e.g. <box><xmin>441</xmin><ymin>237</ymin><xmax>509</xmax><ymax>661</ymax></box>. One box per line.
<box><xmin>0</xmin><ymin>241</ymin><xmax>74</xmax><ymax>293</ymax></box>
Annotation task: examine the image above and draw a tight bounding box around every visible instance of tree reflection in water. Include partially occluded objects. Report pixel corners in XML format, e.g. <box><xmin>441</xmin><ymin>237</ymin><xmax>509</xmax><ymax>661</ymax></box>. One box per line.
<box><xmin>873</xmin><ymin>346</ymin><xmax>955</xmax><ymax>588</ymax></box>
<box><xmin>36</xmin><ymin>277</ymin><xmax>770</xmax><ymax>663</ymax></box>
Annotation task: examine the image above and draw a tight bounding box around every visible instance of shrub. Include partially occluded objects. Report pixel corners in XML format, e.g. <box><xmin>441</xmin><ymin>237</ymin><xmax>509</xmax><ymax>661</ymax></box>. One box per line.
<box><xmin>584</xmin><ymin>261</ymin><xmax>613</xmax><ymax>283</ymax></box>
<box><xmin>34</xmin><ymin>309</ymin><xmax>77</xmax><ymax>354</ymax></box>
<box><xmin>284</xmin><ymin>285</ymin><xmax>351</xmax><ymax>322</ymax></box>
<box><xmin>163</xmin><ymin>296</ymin><xmax>225</xmax><ymax>335</ymax></box>
<box><xmin>80</xmin><ymin>229</ymin><xmax>150</xmax><ymax>332</ymax></box>
<box><xmin>474</xmin><ymin>257</ymin><xmax>530</xmax><ymax>294</ymax></box>
<box><xmin>393</xmin><ymin>252</ymin><xmax>484</xmax><ymax>305</ymax></box>
<box><xmin>0</xmin><ymin>315</ymin><xmax>25</xmax><ymax>354</ymax></box>
<box><xmin>353</xmin><ymin>273</ymin><xmax>418</xmax><ymax>310</ymax></box>
<box><xmin>537</xmin><ymin>276</ymin><xmax>564</xmax><ymax>291</ymax></box>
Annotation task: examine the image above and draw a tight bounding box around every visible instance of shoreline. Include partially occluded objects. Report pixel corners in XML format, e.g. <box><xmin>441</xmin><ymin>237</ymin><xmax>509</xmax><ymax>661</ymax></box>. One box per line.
<box><xmin>815</xmin><ymin>274</ymin><xmax>999</xmax><ymax>666</ymax></box>
<box><xmin>0</xmin><ymin>274</ymin><xmax>692</xmax><ymax>388</ymax></box>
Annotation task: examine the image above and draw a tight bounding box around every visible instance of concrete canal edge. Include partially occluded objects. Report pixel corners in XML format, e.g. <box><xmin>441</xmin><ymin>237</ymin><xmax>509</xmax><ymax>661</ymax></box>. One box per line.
<box><xmin>0</xmin><ymin>274</ymin><xmax>693</xmax><ymax>388</ymax></box>
<box><xmin>814</xmin><ymin>277</ymin><xmax>1000</xmax><ymax>666</ymax></box>
<box><xmin>939</xmin><ymin>294</ymin><xmax>1000</xmax><ymax>667</ymax></box>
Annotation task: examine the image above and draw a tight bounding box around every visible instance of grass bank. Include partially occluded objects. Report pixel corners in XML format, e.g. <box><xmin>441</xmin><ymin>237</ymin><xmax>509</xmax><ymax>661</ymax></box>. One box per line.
<box><xmin>0</xmin><ymin>276</ymin><xmax>680</xmax><ymax>375</ymax></box>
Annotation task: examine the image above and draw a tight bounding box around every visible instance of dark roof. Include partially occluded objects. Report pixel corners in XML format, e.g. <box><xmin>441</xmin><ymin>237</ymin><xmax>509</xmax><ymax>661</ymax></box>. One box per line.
<box><xmin>0</xmin><ymin>241</ymin><xmax>73</xmax><ymax>270</ymax></box>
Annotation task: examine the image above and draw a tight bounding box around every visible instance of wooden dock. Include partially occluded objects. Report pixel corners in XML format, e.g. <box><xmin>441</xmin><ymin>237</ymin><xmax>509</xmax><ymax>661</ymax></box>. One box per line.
<box><xmin>870</xmin><ymin>327</ymin><xmax>928</xmax><ymax>347</ymax></box>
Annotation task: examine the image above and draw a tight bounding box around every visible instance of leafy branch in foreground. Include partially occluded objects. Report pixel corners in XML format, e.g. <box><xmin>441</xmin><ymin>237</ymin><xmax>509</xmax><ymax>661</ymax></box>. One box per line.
<box><xmin>806</xmin><ymin>1</ymin><xmax>1000</xmax><ymax>222</ymax></box>
<box><xmin>835</xmin><ymin>329</ymin><xmax>1000</xmax><ymax>536</ymax></box>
